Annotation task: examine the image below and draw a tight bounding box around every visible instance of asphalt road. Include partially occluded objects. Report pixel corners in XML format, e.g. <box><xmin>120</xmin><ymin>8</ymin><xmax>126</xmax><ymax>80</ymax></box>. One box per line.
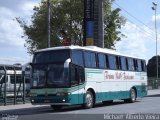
<box><xmin>0</xmin><ymin>95</ymin><xmax>160</xmax><ymax>120</ymax></box>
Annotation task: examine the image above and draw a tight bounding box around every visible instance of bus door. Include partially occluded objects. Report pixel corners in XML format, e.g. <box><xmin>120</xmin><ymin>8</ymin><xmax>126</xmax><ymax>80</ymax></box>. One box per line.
<box><xmin>70</xmin><ymin>64</ymin><xmax>85</xmax><ymax>104</ymax></box>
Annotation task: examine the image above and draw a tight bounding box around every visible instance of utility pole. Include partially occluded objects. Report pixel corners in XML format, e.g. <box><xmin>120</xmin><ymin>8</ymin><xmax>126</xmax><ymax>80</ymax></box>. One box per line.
<box><xmin>152</xmin><ymin>2</ymin><xmax>159</xmax><ymax>88</ymax></box>
<box><xmin>47</xmin><ymin>0</ymin><xmax>51</xmax><ymax>48</ymax></box>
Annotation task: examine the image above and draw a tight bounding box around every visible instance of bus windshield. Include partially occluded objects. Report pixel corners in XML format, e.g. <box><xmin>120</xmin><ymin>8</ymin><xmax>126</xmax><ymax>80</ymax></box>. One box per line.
<box><xmin>32</xmin><ymin>64</ymin><xmax>69</xmax><ymax>88</ymax></box>
<box><xmin>31</xmin><ymin>50</ymin><xmax>70</xmax><ymax>88</ymax></box>
<box><xmin>33</xmin><ymin>50</ymin><xmax>70</xmax><ymax>64</ymax></box>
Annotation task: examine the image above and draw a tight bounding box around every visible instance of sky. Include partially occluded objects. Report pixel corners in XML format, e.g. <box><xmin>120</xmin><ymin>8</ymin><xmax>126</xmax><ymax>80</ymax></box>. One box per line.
<box><xmin>0</xmin><ymin>0</ymin><xmax>160</xmax><ymax>65</ymax></box>
<box><xmin>0</xmin><ymin>0</ymin><xmax>41</xmax><ymax>64</ymax></box>
<box><xmin>113</xmin><ymin>0</ymin><xmax>160</xmax><ymax>63</ymax></box>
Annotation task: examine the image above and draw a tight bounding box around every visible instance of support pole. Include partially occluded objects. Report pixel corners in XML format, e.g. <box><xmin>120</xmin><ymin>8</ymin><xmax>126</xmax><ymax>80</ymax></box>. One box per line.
<box><xmin>48</xmin><ymin>0</ymin><xmax>51</xmax><ymax>48</ymax></box>
<box><xmin>22</xmin><ymin>70</ymin><xmax>25</xmax><ymax>104</ymax></box>
<box><xmin>3</xmin><ymin>66</ymin><xmax>6</xmax><ymax>106</ymax></box>
<box><xmin>14</xmin><ymin>67</ymin><xmax>16</xmax><ymax>105</ymax></box>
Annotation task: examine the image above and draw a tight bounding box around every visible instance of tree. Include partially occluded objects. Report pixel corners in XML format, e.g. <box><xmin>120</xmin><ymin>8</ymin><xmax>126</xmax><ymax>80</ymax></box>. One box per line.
<box><xmin>17</xmin><ymin>0</ymin><xmax>125</xmax><ymax>54</ymax></box>
<box><xmin>147</xmin><ymin>56</ymin><xmax>160</xmax><ymax>77</ymax></box>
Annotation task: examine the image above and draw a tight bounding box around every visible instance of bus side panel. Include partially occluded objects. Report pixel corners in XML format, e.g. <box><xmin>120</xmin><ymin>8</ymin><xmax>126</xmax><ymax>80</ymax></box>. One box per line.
<box><xmin>126</xmin><ymin>72</ymin><xmax>148</xmax><ymax>97</ymax></box>
<box><xmin>85</xmin><ymin>69</ymin><xmax>147</xmax><ymax>103</ymax></box>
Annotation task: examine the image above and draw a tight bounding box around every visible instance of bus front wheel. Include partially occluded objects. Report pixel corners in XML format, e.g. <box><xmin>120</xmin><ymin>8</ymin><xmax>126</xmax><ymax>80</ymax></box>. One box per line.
<box><xmin>83</xmin><ymin>91</ymin><xmax>94</xmax><ymax>109</ymax></box>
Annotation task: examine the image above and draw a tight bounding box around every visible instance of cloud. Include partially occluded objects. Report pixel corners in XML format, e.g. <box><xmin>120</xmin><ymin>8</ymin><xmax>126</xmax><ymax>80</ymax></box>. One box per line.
<box><xmin>115</xmin><ymin>21</ymin><xmax>159</xmax><ymax>62</ymax></box>
<box><xmin>151</xmin><ymin>14</ymin><xmax>160</xmax><ymax>22</ymax></box>
<box><xmin>0</xmin><ymin>7</ymin><xmax>24</xmax><ymax>48</ymax></box>
<box><xmin>20</xmin><ymin>1</ymin><xmax>41</xmax><ymax>19</ymax></box>
<box><xmin>0</xmin><ymin>0</ymin><xmax>41</xmax><ymax>64</ymax></box>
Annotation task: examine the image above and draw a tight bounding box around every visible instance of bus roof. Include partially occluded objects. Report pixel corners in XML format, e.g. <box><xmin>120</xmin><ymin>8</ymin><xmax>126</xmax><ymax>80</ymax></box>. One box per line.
<box><xmin>35</xmin><ymin>45</ymin><xmax>145</xmax><ymax>60</ymax></box>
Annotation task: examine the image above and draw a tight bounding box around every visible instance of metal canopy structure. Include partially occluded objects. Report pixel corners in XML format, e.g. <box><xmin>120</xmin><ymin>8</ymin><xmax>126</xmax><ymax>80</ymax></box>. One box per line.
<box><xmin>0</xmin><ymin>64</ymin><xmax>30</xmax><ymax>106</ymax></box>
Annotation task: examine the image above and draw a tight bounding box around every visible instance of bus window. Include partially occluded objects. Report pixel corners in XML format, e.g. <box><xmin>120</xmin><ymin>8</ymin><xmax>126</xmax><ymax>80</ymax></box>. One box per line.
<box><xmin>121</xmin><ymin>57</ymin><xmax>127</xmax><ymax>70</ymax></box>
<box><xmin>33</xmin><ymin>50</ymin><xmax>70</xmax><ymax>63</ymax></box>
<box><xmin>133</xmin><ymin>59</ymin><xmax>138</xmax><ymax>71</ymax></box>
<box><xmin>72</xmin><ymin>50</ymin><xmax>84</xmax><ymax>66</ymax></box>
<box><xmin>108</xmin><ymin>55</ymin><xmax>116</xmax><ymax>70</ymax></box>
<box><xmin>137</xmin><ymin>60</ymin><xmax>142</xmax><ymax>72</ymax></box>
<box><xmin>98</xmin><ymin>53</ymin><xmax>106</xmax><ymax>68</ymax></box>
<box><xmin>11</xmin><ymin>75</ymin><xmax>22</xmax><ymax>84</ymax></box>
<box><xmin>70</xmin><ymin>65</ymin><xmax>79</xmax><ymax>86</ymax></box>
<box><xmin>127</xmin><ymin>58</ymin><xmax>135</xmax><ymax>71</ymax></box>
<box><xmin>105</xmin><ymin>55</ymin><xmax>109</xmax><ymax>68</ymax></box>
<box><xmin>0</xmin><ymin>75</ymin><xmax>8</xmax><ymax>83</ymax></box>
<box><xmin>0</xmin><ymin>75</ymin><xmax>4</xmax><ymax>83</ymax></box>
<box><xmin>116</xmin><ymin>56</ymin><xmax>121</xmax><ymax>70</ymax></box>
<box><xmin>141</xmin><ymin>60</ymin><xmax>146</xmax><ymax>72</ymax></box>
<box><xmin>84</xmin><ymin>51</ymin><xmax>96</xmax><ymax>68</ymax></box>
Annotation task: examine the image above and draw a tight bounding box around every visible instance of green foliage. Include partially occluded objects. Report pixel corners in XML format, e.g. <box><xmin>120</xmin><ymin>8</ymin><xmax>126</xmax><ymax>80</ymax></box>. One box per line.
<box><xmin>147</xmin><ymin>56</ymin><xmax>160</xmax><ymax>77</ymax></box>
<box><xmin>103</xmin><ymin>0</ymin><xmax>126</xmax><ymax>49</ymax></box>
<box><xmin>17</xmin><ymin>0</ymin><xmax>125</xmax><ymax>54</ymax></box>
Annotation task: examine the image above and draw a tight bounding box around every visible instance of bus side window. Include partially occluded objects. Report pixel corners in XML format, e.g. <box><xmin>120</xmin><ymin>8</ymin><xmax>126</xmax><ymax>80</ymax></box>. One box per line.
<box><xmin>79</xmin><ymin>67</ymin><xmax>85</xmax><ymax>84</ymax></box>
<box><xmin>126</xmin><ymin>58</ymin><xmax>129</xmax><ymax>70</ymax></box>
<box><xmin>133</xmin><ymin>59</ymin><xmax>138</xmax><ymax>71</ymax></box>
<box><xmin>70</xmin><ymin>64</ymin><xmax>78</xmax><ymax>86</ymax></box>
<box><xmin>141</xmin><ymin>60</ymin><xmax>146</xmax><ymax>72</ymax></box>
<box><xmin>116</xmin><ymin>56</ymin><xmax>121</xmax><ymax>70</ymax></box>
<box><xmin>72</xmin><ymin>50</ymin><xmax>84</xmax><ymax>66</ymax></box>
<box><xmin>70</xmin><ymin>64</ymin><xmax>85</xmax><ymax>86</ymax></box>
<box><xmin>108</xmin><ymin>55</ymin><xmax>116</xmax><ymax>70</ymax></box>
<box><xmin>137</xmin><ymin>60</ymin><xmax>142</xmax><ymax>72</ymax></box>
<box><xmin>105</xmin><ymin>55</ymin><xmax>109</xmax><ymax>68</ymax></box>
<box><xmin>98</xmin><ymin>53</ymin><xmax>106</xmax><ymax>68</ymax></box>
<box><xmin>84</xmin><ymin>51</ymin><xmax>96</xmax><ymax>68</ymax></box>
<box><xmin>121</xmin><ymin>57</ymin><xmax>127</xmax><ymax>70</ymax></box>
<box><xmin>127</xmin><ymin>58</ymin><xmax>134</xmax><ymax>71</ymax></box>
<box><xmin>90</xmin><ymin>52</ymin><xmax>96</xmax><ymax>68</ymax></box>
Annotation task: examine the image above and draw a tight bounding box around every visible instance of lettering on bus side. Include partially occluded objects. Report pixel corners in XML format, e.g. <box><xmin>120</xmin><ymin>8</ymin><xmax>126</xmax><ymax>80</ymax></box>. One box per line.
<box><xmin>104</xmin><ymin>71</ymin><xmax>134</xmax><ymax>80</ymax></box>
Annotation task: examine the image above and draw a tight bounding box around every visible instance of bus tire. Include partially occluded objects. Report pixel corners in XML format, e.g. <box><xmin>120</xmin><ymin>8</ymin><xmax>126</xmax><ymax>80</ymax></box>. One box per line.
<box><xmin>83</xmin><ymin>91</ymin><xmax>94</xmax><ymax>109</ymax></box>
<box><xmin>130</xmin><ymin>88</ymin><xmax>136</xmax><ymax>103</ymax></box>
<box><xmin>124</xmin><ymin>88</ymin><xmax>136</xmax><ymax>103</ymax></box>
<box><xmin>51</xmin><ymin>105</ymin><xmax>62</xmax><ymax>111</ymax></box>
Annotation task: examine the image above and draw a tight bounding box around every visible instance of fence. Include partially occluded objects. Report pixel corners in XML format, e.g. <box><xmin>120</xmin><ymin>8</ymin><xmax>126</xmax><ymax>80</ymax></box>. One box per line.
<box><xmin>0</xmin><ymin>64</ymin><xmax>30</xmax><ymax>106</ymax></box>
<box><xmin>148</xmin><ymin>77</ymin><xmax>160</xmax><ymax>90</ymax></box>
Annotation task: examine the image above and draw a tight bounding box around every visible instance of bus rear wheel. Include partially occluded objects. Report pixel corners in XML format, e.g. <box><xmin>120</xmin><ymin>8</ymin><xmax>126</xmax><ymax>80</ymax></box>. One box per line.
<box><xmin>51</xmin><ymin>105</ymin><xmax>62</xmax><ymax>111</ymax></box>
<box><xmin>124</xmin><ymin>88</ymin><xmax>136</xmax><ymax>103</ymax></box>
<box><xmin>83</xmin><ymin>91</ymin><xmax>94</xmax><ymax>109</ymax></box>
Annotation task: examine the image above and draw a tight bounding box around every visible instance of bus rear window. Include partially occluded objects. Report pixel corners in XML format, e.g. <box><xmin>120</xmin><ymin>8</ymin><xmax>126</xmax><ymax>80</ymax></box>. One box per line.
<box><xmin>33</xmin><ymin>50</ymin><xmax>70</xmax><ymax>63</ymax></box>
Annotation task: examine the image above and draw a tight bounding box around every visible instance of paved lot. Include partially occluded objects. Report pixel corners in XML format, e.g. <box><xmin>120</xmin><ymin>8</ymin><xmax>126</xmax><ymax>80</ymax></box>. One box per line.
<box><xmin>0</xmin><ymin>96</ymin><xmax>160</xmax><ymax>120</ymax></box>
<box><xmin>0</xmin><ymin>89</ymin><xmax>160</xmax><ymax>120</ymax></box>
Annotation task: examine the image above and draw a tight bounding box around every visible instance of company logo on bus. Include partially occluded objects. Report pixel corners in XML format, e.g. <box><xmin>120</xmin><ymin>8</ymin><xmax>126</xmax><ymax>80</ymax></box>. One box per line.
<box><xmin>104</xmin><ymin>71</ymin><xmax>134</xmax><ymax>80</ymax></box>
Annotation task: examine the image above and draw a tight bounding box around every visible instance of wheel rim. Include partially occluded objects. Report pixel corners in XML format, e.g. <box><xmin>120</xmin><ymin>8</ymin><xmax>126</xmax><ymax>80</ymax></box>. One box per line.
<box><xmin>131</xmin><ymin>89</ymin><xmax>136</xmax><ymax>101</ymax></box>
<box><xmin>86</xmin><ymin>93</ymin><xmax>93</xmax><ymax>107</ymax></box>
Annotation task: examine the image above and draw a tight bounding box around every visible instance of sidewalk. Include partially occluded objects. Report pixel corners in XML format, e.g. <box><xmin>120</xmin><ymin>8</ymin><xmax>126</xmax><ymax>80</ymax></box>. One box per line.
<box><xmin>0</xmin><ymin>89</ymin><xmax>159</xmax><ymax>111</ymax></box>
<box><xmin>0</xmin><ymin>103</ymin><xmax>48</xmax><ymax>111</ymax></box>
<box><xmin>147</xmin><ymin>89</ymin><xmax>160</xmax><ymax>96</ymax></box>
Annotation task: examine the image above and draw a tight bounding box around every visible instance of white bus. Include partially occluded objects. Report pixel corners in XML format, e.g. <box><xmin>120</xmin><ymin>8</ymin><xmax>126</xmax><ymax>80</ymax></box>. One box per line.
<box><xmin>30</xmin><ymin>46</ymin><xmax>147</xmax><ymax>110</ymax></box>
